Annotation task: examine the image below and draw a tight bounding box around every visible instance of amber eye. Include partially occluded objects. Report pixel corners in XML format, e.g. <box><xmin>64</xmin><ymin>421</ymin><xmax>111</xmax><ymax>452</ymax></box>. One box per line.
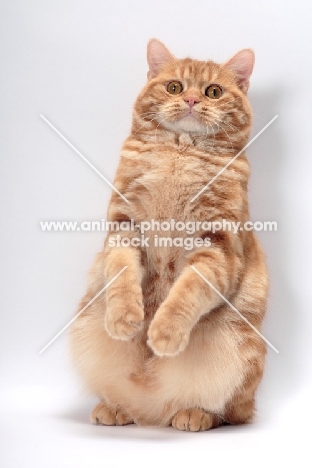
<box><xmin>167</xmin><ymin>81</ymin><xmax>183</xmax><ymax>95</ymax></box>
<box><xmin>205</xmin><ymin>84</ymin><xmax>223</xmax><ymax>99</ymax></box>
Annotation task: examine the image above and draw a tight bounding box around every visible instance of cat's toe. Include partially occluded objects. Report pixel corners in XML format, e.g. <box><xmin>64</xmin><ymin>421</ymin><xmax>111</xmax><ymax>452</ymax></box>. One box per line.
<box><xmin>105</xmin><ymin>304</ymin><xmax>144</xmax><ymax>340</ymax></box>
<box><xmin>91</xmin><ymin>402</ymin><xmax>133</xmax><ymax>426</ymax></box>
<box><xmin>115</xmin><ymin>410</ymin><xmax>133</xmax><ymax>426</ymax></box>
<box><xmin>172</xmin><ymin>409</ymin><xmax>216</xmax><ymax>432</ymax></box>
<box><xmin>147</xmin><ymin>320</ymin><xmax>189</xmax><ymax>357</ymax></box>
<box><xmin>91</xmin><ymin>402</ymin><xmax>116</xmax><ymax>425</ymax></box>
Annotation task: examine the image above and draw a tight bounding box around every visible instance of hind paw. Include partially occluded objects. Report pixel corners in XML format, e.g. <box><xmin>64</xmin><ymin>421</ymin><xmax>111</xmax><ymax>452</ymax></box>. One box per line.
<box><xmin>172</xmin><ymin>408</ymin><xmax>218</xmax><ymax>432</ymax></box>
<box><xmin>91</xmin><ymin>401</ymin><xmax>133</xmax><ymax>426</ymax></box>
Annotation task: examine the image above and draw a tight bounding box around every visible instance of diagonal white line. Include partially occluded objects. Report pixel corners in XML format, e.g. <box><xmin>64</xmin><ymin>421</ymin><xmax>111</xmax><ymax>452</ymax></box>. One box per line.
<box><xmin>190</xmin><ymin>115</ymin><xmax>278</xmax><ymax>202</ymax></box>
<box><xmin>39</xmin><ymin>266</ymin><xmax>128</xmax><ymax>354</ymax></box>
<box><xmin>190</xmin><ymin>265</ymin><xmax>279</xmax><ymax>353</ymax></box>
<box><xmin>40</xmin><ymin>114</ymin><xmax>130</xmax><ymax>204</ymax></box>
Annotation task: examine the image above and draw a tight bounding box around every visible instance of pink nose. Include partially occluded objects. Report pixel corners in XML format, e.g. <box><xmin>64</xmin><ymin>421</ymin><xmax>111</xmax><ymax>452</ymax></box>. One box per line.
<box><xmin>184</xmin><ymin>97</ymin><xmax>200</xmax><ymax>108</ymax></box>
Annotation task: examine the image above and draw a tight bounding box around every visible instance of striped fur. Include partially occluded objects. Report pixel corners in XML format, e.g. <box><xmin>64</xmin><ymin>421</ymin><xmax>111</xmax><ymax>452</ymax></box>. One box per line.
<box><xmin>70</xmin><ymin>40</ymin><xmax>268</xmax><ymax>431</ymax></box>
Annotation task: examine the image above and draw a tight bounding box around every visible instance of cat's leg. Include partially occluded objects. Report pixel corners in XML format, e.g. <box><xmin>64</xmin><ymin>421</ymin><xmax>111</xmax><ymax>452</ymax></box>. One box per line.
<box><xmin>148</xmin><ymin>234</ymin><xmax>268</xmax><ymax>358</ymax></box>
<box><xmin>91</xmin><ymin>401</ymin><xmax>134</xmax><ymax>426</ymax></box>
<box><xmin>171</xmin><ymin>409</ymin><xmax>221</xmax><ymax>432</ymax></box>
<box><xmin>143</xmin><ymin>324</ymin><xmax>265</xmax><ymax>430</ymax></box>
<box><xmin>143</xmin><ymin>258</ymin><xmax>267</xmax><ymax>429</ymax></box>
<box><xmin>70</xmin><ymin>249</ymin><xmax>147</xmax><ymax>426</ymax></box>
<box><xmin>222</xmin><ymin>354</ymin><xmax>265</xmax><ymax>425</ymax></box>
<box><xmin>148</xmin><ymin>232</ymin><xmax>245</xmax><ymax>356</ymax></box>
<box><xmin>103</xmin><ymin>234</ymin><xmax>145</xmax><ymax>341</ymax></box>
<box><xmin>70</xmin><ymin>290</ymin><xmax>147</xmax><ymax>427</ymax></box>
<box><xmin>71</xmin><ymin>241</ymin><xmax>145</xmax><ymax>341</ymax></box>
<box><xmin>170</xmin><ymin>388</ymin><xmax>258</xmax><ymax>431</ymax></box>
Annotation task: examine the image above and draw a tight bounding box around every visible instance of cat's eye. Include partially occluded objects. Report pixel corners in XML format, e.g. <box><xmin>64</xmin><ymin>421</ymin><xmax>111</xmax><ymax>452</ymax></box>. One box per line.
<box><xmin>167</xmin><ymin>81</ymin><xmax>183</xmax><ymax>95</ymax></box>
<box><xmin>205</xmin><ymin>85</ymin><xmax>223</xmax><ymax>99</ymax></box>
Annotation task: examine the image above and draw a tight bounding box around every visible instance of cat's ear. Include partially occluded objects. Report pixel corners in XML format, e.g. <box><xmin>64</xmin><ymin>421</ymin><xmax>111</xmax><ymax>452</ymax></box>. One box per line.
<box><xmin>147</xmin><ymin>39</ymin><xmax>175</xmax><ymax>79</ymax></box>
<box><xmin>224</xmin><ymin>49</ymin><xmax>255</xmax><ymax>93</ymax></box>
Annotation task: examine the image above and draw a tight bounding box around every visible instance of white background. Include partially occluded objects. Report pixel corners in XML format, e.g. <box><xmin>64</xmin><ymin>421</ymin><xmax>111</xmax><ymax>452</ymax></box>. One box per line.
<box><xmin>1</xmin><ymin>1</ymin><xmax>311</xmax><ymax>467</ymax></box>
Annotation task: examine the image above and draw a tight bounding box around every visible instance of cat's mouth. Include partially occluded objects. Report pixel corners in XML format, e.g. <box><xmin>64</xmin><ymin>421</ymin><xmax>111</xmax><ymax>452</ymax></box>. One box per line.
<box><xmin>160</xmin><ymin>107</ymin><xmax>208</xmax><ymax>133</ymax></box>
<box><xmin>180</xmin><ymin>109</ymin><xmax>200</xmax><ymax>122</ymax></box>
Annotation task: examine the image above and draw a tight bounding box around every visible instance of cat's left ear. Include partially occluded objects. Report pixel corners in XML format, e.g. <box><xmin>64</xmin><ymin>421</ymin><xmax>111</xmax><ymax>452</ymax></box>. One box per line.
<box><xmin>224</xmin><ymin>49</ymin><xmax>255</xmax><ymax>93</ymax></box>
<box><xmin>147</xmin><ymin>39</ymin><xmax>175</xmax><ymax>80</ymax></box>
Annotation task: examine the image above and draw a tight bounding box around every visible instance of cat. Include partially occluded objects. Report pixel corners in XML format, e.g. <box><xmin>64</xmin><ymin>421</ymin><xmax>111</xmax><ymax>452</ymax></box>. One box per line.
<box><xmin>70</xmin><ymin>39</ymin><xmax>268</xmax><ymax>431</ymax></box>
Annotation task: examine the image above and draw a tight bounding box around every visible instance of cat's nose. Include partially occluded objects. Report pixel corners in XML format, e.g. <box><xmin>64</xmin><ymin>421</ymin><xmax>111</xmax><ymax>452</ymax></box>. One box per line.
<box><xmin>184</xmin><ymin>97</ymin><xmax>200</xmax><ymax>108</ymax></box>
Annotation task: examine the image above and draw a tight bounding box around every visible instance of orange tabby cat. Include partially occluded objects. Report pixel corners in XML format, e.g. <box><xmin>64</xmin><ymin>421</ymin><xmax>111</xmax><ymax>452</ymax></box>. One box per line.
<box><xmin>70</xmin><ymin>39</ymin><xmax>268</xmax><ymax>431</ymax></box>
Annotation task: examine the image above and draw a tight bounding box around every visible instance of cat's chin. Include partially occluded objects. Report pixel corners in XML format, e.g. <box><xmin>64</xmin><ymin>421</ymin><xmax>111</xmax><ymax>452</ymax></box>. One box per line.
<box><xmin>161</xmin><ymin>115</ymin><xmax>208</xmax><ymax>134</ymax></box>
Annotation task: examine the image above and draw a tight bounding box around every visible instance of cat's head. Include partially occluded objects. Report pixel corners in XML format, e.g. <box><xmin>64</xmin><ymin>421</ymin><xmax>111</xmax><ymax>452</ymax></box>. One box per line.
<box><xmin>133</xmin><ymin>39</ymin><xmax>254</xmax><ymax>138</ymax></box>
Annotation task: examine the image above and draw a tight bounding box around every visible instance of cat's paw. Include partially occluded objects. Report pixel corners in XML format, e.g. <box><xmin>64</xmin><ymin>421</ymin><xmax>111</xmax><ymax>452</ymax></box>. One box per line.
<box><xmin>147</xmin><ymin>314</ymin><xmax>190</xmax><ymax>357</ymax></box>
<box><xmin>91</xmin><ymin>402</ymin><xmax>133</xmax><ymax>426</ymax></box>
<box><xmin>172</xmin><ymin>409</ymin><xmax>216</xmax><ymax>432</ymax></box>
<box><xmin>105</xmin><ymin>302</ymin><xmax>144</xmax><ymax>340</ymax></box>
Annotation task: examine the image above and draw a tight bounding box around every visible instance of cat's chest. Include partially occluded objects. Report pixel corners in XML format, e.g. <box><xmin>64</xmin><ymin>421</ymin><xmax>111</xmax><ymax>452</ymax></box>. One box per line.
<box><xmin>129</xmin><ymin>148</ymin><xmax>208</xmax><ymax>220</ymax></box>
<box><xmin>129</xmin><ymin>137</ymin><xmax>216</xmax><ymax>218</ymax></box>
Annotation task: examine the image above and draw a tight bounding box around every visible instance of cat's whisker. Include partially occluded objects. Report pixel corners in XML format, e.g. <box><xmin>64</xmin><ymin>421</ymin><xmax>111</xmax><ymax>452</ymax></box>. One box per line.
<box><xmin>135</xmin><ymin>112</ymin><xmax>161</xmax><ymax>122</ymax></box>
<box><xmin>251</xmin><ymin>112</ymin><xmax>266</xmax><ymax>121</ymax></box>
<box><xmin>206</xmin><ymin>120</ymin><xmax>216</xmax><ymax>148</ymax></box>
<box><xmin>133</xmin><ymin>120</ymin><xmax>153</xmax><ymax>136</ymax></box>
<box><xmin>216</xmin><ymin>118</ymin><xmax>246</xmax><ymax>141</ymax></box>
<box><xmin>168</xmin><ymin>112</ymin><xmax>183</xmax><ymax>120</ymax></box>
<box><xmin>159</xmin><ymin>93</ymin><xmax>186</xmax><ymax>114</ymax></box>
<box><xmin>210</xmin><ymin>118</ymin><xmax>234</xmax><ymax>153</ymax></box>
<box><xmin>215</xmin><ymin>118</ymin><xmax>250</xmax><ymax>149</ymax></box>
<box><xmin>154</xmin><ymin>116</ymin><xmax>169</xmax><ymax>142</ymax></box>
<box><xmin>136</xmin><ymin>114</ymin><xmax>156</xmax><ymax>120</ymax></box>
<box><xmin>211</xmin><ymin>98</ymin><xmax>237</xmax><ymax>108</ymax></box>
<box><xmin>203</xmin><ymin>124</ymin><xmax>210</xmax><ymax>147</ymax></box>
<box><xmin>200</xmin><ymin>118</ymin><xmax>213</xmax><ymax>147</ymax></box>
<box><xmin>137</xmin><ymin>111</ymin><xmax>159</xmax><ymax>118</ymax></box>
<box><xmin>133</xmin><ymin>115</ymin><xmax>161</xmax><ymax>136</ymax></box>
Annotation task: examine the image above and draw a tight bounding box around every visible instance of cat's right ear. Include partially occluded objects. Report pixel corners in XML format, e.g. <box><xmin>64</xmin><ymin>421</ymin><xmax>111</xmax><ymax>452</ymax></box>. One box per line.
<box><xmin>147</xmin><ymin>39</ymin><xmax>175</xmax><ymax>80</ymax></box>
<box><xmin>224</xmin><ymin>49</ymin><xmax>255</xmax><ymax>93</ymax></box>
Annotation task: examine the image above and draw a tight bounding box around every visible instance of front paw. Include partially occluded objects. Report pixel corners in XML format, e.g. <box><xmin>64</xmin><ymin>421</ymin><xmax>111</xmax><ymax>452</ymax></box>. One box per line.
<box><xmin>147</xmin><ymin>313</ymin><xmax>190</xmax><ymax>357</ymax></box>
<box><xmin>105</xmin><ymin>302</ymin><xmax>144</xmax><ymax>340</ymax></box>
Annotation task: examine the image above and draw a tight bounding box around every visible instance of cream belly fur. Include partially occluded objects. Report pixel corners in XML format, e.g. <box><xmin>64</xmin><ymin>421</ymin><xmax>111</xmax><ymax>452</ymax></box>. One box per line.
<box><xmin>71</xmin><ymin>311</ymin><xmax>245</xmax><ymax>426</ymax></box>
<box><xmin>70</xmin><ymin>252</ymin><xmax>263</xmax><ymax>426</ymax></box>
